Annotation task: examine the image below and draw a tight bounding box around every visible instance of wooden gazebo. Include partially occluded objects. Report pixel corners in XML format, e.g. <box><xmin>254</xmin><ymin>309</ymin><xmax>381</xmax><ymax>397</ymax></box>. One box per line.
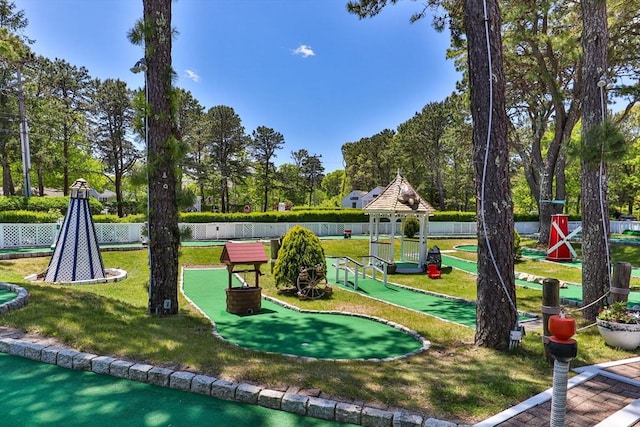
<box><xmin>363</xmin><ymin>172</ymin><xmax>435</xmax><ymax>273</ymax></box>
<box><xmin>220</xmin><ymin>242</ymin><xmax>268</xmax><ymax>314</ymax></box>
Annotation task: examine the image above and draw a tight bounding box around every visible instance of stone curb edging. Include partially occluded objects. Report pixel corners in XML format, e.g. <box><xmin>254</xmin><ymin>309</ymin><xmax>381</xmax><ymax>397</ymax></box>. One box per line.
<box><xmin>0</xmin><ymin>338</ymin><xmax>469</xmax><ymax>427</ymax></box>
<box><xmin>0</xmin><ymin>283</ymin><xmax>28</xmax><ymax>314</ymax></box>
<box><xmin>23</xmin><ymin>268</ymin><xmax>128</xmax><ymax>285</ymax></box>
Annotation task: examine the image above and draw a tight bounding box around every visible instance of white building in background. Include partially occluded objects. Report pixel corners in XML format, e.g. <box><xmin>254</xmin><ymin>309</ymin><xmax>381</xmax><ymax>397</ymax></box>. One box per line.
<box><xmin>89</xmin><ymin>188</ymin><xmax>116</xmax><ymax>203</ymax></box>
<box><xmin>361</xmin><ymin>186</ymin><xmax>385</xmax><ymax>208</ymax></box>
<box><xmin>342</xmin><ymin>190</ymin><xmax>367</xmax><ymax>209</ymax></box>
<box><xmin>341</xmin><ymin>186</ymin><xmax>386</xmax><ymax>209</ymax></box>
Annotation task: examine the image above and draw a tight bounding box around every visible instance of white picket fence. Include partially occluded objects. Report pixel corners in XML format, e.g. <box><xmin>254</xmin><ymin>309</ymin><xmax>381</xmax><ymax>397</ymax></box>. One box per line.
<box><xmin>0</xmin><ymin>220</ymin><xmax>637</xmax><ymax>249</ymax></box>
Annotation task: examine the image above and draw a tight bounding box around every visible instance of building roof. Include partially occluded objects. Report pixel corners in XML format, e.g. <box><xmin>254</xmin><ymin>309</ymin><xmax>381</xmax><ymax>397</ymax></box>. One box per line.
<box><xmin>363</xmin><ymin>172</ymin><xmax>435</xmax><ymax>214</ymax></box>
<box><xmin>362</xmin><ymin>186</ymin><xmax>385</xmax><ymax>201</ymax></box>
<box><xmin>220</xmin><ymin>242</ymin><xmax>269</xmax><ymax>265</ymax></box>
<box><xmin>343</xmin><ymin>190</ymin><xmax>367</xmax><ymax>198</ymax></box>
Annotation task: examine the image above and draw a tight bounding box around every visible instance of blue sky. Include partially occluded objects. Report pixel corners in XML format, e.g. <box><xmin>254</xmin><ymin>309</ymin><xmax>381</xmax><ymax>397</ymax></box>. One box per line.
<box><xmin>15</xmin><ymin>0</ymin><xmax>460</xmax><ymax>172</ymax></box>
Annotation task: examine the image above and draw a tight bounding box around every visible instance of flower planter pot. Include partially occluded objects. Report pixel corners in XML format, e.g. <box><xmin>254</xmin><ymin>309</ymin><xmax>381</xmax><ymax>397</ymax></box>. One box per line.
<box><xmin>596</xmin><ymin>319</ymin><xmax>640</xmax><ymax>350</ymax></box>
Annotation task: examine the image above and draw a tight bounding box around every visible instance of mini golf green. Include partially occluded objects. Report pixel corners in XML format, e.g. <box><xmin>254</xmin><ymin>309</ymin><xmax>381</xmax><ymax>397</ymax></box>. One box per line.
<box><xmin>0</xmin><ymin>289</ymin><xmax>17</xmax><ymax>304</ymax></box>
<box><xmin>182</xmin><ymin>268</ymin><xmax>424</xmax><ymax>359</ymax></box>
<box><xmin>0</xmin><ymin>353</ymin><xmax>354</xmax><ymax>427</ymax></box>
<box><xmin>454</xmin><ymin>244</ymin><xmax>640</xmax><ymax>277</ymax></box>
<box><xmin>445</xmin><ymin>250</ymin><xmax>640</xmax><ymax>305</ymax></box>
<box><xmin>325</xmin><ymin>261</ymin><xmax>534</xmax><ymax>328</ymax></box>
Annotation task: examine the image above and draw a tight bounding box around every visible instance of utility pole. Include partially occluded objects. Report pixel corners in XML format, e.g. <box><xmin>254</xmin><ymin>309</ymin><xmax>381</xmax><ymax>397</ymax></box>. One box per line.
<box><xmin>16</xmin><ymin>68</ymin><xmax>32</xmax><ymax>197</ymax></box>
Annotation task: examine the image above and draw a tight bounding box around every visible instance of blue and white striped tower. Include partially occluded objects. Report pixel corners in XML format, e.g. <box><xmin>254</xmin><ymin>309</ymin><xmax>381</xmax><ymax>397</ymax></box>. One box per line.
<box><xmin>45</xmin><ymin>178</ymin><xmax>105</xmax><ymax>283</ymax></box>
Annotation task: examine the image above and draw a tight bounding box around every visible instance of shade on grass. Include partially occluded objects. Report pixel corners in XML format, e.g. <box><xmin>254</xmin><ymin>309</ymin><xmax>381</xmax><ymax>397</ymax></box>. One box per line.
<box><xmin>0</xmin><ymin>289</ymin><xmax>17</xmax><ymax>304</ymax></box>
<box><xmin>182</xmin><ymin>268</ymin><xmax>424</xmax><ymax>359</ymax></box>
<box><xmin>0</xmin><ymin>353</ymin><xmax>354</xmax><ymax>427</ymax></box>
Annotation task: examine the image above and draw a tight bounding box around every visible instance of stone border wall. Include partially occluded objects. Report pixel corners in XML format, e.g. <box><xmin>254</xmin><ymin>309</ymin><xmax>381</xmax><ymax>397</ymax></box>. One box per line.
<box><xmin>0</xmin><ymin>337</ymin><xmax>468</xmax><ymax>427</ymax></box>
<box><xmin>0</xmin><ymin>283</ymin><xmax>28</xmax><ymax>314</ymax></box>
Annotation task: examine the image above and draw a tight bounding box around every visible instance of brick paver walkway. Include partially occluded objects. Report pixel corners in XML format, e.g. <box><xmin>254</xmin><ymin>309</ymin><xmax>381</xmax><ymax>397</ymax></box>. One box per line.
<box><xmin>478</xmin><ymin>358</ymin><xmax>640</xmax><ymax>427</ymax></box>
<box><xmin>496</xmin><ymin>374</ymin><xmax>640</xmax><ymax>426</ymax></box>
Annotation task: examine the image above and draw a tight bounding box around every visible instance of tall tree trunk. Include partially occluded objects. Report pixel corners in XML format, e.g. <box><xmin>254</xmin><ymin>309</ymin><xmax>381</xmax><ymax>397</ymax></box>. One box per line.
<box><xmin>63</xmin><ymin>124</ymin><xmax>69</xmax><ymax>196</ymax></box>
<box><xmin>581</xmin><ymin>0</ymin><xmax>610</xmax><ymax>320</ymax></box>
<box><xmin>115</xmin><ymin>172</ymin><xmax>123</xmax><ymax>217</ymax></box>
<box><xmin>435</xmin><ymin>166</ymin><xmax>445</xmax><ymax>211</ymax></box>
<box><xmin>538</xmin><ymin>164</ymin><xmax>555</xmax><ymax>244</ymax></box>
<box><xmin>37</xmin><ymin>165</ymin><xmax>44</xmax><ymax>196</ymax></box>
<box><xmin>145</xmin><ymin>0</ymin><xmax>179</xmax><ymax>316</ymax></box>
<box><xmin>262</xmin><ymin>173</ymin><xmax>268</xmax><ymax>213</ymax></box>
<box><xmin>556</xmin><ymin>150</ymin><xmax>568</xmax><ymax>213</ymax></box>
<box><xmin>1</xmin><ymin>93</ymin><xmax>16</xmax><ymax>196</ymax></box>
<box><xmin>465</xmin><ymin>0</ymin><xmax>517</xmax><ymax>349</ymax></box>
<box><xmin>2</xmin><ymin>154</ymin><xmax>15</xmax><ymax>195</ymax></box>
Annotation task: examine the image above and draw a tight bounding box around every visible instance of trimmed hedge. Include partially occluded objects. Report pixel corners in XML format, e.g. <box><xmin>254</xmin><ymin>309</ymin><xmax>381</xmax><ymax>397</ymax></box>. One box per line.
<box><xmin>0</xmin><ymin>210</ymin><xmax>62</xmax><ymax>223</ymax></box>
<box><xmin>0</xmin><ymin>196</ymin><xmax>103</xmax><ymax>215</ymax></box>
<box><xmin>0</xmin><ymin>201</ymin><xmax>580</xmax><ymax>224</ymax></box>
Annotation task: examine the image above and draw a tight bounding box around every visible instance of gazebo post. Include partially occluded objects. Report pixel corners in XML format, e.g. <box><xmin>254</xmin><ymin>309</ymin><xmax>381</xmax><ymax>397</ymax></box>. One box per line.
<box><xmin>400</xmin><ymin>216</ymin><xmax>405</xmax><ymax>262</ymax></box>
<box><xmin>369</xmin><ymin>214</ymin><xmax>375</xmax><ymax>258</ymax></box>
<box><xmin>419</xmin><ymin>214</ymin><xmax>428</xmax><ymax>268</ymax></box>
<box><xmin>389</xmin><ymin>213</ymin><xmax>396</xmax><ymax>263</ymax></box>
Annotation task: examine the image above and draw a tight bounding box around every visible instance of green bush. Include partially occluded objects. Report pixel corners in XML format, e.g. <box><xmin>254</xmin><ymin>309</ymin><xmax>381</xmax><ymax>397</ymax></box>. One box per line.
<box><xmin>514</xmin><ymin>229</ymin><xmax>522</xmax><ymax>261</ymax></box>
<box><xmin>176</xmin><ymin>209</ymin><xmax>368</xmax><ymax>224</ymax></box>
<box><xmin>0</xmin><ymin>210</ymin><xmax>62</xmax><ymax>223</ymax></box>
<box><xmin>0</xmin><ymin>195</ymin><xmax>103</xmax><ymax>215</ymax></box>
<box><xmin>431</xmin><ymin>211</ymin><xmax>476</xmax><ymax>222</ymax></box>
<box><xmin>404</xmin><ymin>216</ymin><xmax>420</xmax><ymax>238</ymax></box>
<box><xmin>273</xmin><ymin>225</ymin><xmax>326</xmax><ymax>289</ymax></box>
<box><xmin>91</xmin><ymin>214</ymin><xmax>120</xmax><ymax>223</ymax></box>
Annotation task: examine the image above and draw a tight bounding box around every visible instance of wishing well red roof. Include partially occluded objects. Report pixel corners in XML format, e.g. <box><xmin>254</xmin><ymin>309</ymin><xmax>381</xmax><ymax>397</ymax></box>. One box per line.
<box><xmin>220</xmin><ymin>242</ymin><xmax>268</xmax><ymax>265</ymax></box>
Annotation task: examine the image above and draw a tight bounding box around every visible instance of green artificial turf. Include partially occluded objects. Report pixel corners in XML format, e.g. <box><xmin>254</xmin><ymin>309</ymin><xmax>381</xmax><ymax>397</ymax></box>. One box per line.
<box><xmin>443</xmin><ymin>253</ymin><xmax>640</xmax><ymax>307</ymax></box>
<box><xmin>0</xmin><ymin>289</ymin><xmax>17</xmax><ymax>304</ymax></box>
<box><xmin>182</xmin><ymin>268</ymin><xmax>424</xmax><ymax>359</ymax></box>
<box><xmin>0</xmin><ymin>353</ymin><xmax>354</xmax><ymax>427</ymax></box>
<box><xmin>325</xmin><ymin>260</ymin><xmax>534</xmax><ymax>328</ymax></box>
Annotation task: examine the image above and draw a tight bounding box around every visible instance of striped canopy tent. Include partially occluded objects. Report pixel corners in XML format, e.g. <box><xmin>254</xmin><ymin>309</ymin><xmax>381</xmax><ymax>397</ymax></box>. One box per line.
<box><xmin>44</xmin><ymin>178</ymin><xmax>105</xmax><ymax>283</ymax></box>
<box><xmin>363</xmin><ymin>172</ymin><xmax>435</xmax><ymax>273</ymax></box>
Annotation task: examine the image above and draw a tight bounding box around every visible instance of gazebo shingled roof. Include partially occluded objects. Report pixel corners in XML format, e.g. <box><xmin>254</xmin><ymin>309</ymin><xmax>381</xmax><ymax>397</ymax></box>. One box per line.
<box><xmin>363</xmin><ymin>172</ymin><xmax>435</xmax><ymax>214</ymax></box>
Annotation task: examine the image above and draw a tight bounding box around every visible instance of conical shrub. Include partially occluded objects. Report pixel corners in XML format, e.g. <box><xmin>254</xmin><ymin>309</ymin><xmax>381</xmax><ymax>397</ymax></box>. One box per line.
<box><xmin>273</xmin><ymin>225</ymin><xmax>326</xmax><ymax>289</ymax></box>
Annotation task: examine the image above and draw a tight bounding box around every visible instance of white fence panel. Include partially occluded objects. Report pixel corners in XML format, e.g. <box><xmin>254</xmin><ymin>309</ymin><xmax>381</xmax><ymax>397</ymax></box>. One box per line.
<box><xmin>5</xmin><ymin>220</ymin><xmax>634</xmax><ymax>249</ymax></box>
<box><xmin>0</xmin><ymin>223</ymin><xmax>57</xmax><ymax>247</ymax></box>
<box><xmin>612</xmin><ymin>220</ymin><xmax>640</xmax><ymax>234</ymax></box>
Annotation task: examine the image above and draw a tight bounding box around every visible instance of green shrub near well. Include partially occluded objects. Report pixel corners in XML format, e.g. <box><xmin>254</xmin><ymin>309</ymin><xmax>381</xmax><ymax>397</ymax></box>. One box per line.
<box><xmin>273</xmin><ymin>225</ymin><xmax>326</xmax><ymax>289</ymax></box>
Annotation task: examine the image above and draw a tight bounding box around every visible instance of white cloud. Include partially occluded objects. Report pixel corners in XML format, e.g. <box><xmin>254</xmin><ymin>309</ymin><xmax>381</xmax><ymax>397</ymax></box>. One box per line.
<box><xmin>292</xmin><ymin>44</ymin><xmax>315</xmax><ymax>58</ymax></box>
<box><xmin>184</xmin><ymin>69</ymin><xmax>201</xmax><ymax>82</ymax></box>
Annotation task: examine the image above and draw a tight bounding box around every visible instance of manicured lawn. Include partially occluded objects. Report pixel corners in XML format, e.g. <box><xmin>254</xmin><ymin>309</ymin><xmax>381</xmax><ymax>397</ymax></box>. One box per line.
<box><xmin>0</xmin><ymin>238</ymin><xmax>638</xmax><ymax>424</ymax></box>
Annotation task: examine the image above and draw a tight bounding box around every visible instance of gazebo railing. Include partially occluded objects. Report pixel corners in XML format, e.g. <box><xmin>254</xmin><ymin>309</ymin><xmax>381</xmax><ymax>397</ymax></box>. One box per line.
<box><xmin>370</xmin><ymin>240</ymin><xmax>393</xmax><ymax>263</ymax></box>
<box><xmin>401</xmin><ymin>238</ymin><xmax>421</xmax><ymax>263</ymax></box>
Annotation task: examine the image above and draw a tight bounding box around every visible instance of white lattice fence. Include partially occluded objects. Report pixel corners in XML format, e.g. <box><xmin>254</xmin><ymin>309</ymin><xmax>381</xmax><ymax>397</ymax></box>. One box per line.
<box><xmin>1</xmin><ymin>221</ymin><xmax>557</xmax><ymax>249</ymax></box>
<box><xmin>0</xmin><ymin>224</ymin><xmax>57</xmax><ymax>247</ymax></box>
<box><xmin>94</xmin><ymin>223</ymin><xmax>143</xmax><ymax>243</ymax></box>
